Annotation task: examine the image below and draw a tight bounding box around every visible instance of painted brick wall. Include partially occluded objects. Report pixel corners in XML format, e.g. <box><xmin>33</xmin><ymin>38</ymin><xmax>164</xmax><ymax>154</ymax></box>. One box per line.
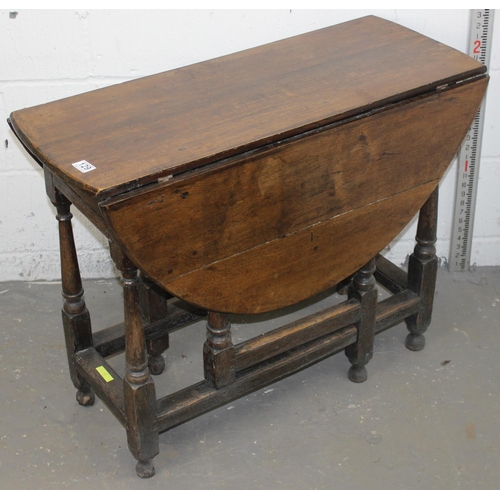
<box><xmin>1</xmin><ymin>9</ymin><xmax>499</xmax><ymax>281</ymax></box>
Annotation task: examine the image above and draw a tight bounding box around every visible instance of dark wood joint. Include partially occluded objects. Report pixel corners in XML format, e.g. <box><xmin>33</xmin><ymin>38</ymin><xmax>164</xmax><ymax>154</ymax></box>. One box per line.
<box><xmin>204</xmin><ymin>312</ymin><xmax>236</xmax><ymax>389</ymax></box>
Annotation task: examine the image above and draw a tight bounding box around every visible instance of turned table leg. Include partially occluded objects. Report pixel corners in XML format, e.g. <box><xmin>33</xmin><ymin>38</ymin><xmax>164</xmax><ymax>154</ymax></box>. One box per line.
<box><xmin>110</xmin><ymin>243</ymin><xmax>159</xmax><ymax>478</ymax></box>
<box><xmin>405</xmin><ymin>186</ymin><xmax>439</xmax><ymax>351</ymax></box>
<box><xmin>45</xmin><ymin>172</ymin><xmax>95</xmax><ymax>406</ymax></box>
<box><xmin>204</xmin><ymin>312</ymin><xmax>236</xmax><ymax>389</ymax></box>
<box><xmin>345</xmin><ymin>258</ymin><xmax>377</xmax><ymax>383</ymax></box>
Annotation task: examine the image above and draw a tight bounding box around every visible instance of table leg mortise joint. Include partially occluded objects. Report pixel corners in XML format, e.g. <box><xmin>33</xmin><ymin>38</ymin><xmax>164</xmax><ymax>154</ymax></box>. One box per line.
<box><xmin>9</xmin><ymin>16</ymin><xmax>488</xmax><ymax>478</ymax></box>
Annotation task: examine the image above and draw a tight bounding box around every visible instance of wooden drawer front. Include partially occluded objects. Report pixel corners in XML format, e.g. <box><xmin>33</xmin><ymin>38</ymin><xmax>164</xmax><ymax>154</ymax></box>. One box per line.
<box><xmin>102</xmin><ymin>77</ymin><xmax>487</xmax><ymax>313</ymax></box>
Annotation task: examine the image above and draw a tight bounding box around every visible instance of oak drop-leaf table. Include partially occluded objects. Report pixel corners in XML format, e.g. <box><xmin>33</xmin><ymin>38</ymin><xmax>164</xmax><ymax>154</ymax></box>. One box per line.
<box><xmin>8</xmin><ymin>16</ymin><xmax>488</xmax><ymax>478</ymax></box>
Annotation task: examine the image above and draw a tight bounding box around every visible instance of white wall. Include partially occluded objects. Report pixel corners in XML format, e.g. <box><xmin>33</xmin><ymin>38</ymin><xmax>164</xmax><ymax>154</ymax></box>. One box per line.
<box><xmin>1</xmin><ymin>9</ymin><xmax>499</xmax><ymax>281</ymax></box>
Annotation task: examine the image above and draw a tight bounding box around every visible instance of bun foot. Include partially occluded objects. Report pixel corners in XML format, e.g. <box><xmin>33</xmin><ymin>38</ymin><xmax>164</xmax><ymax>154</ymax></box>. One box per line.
<box><xmin>405</xmin><ymin>332</ymin><xmax>426</xmax><ymax>351</ymax></box>
<box><xmin>76</xmin><ymin>388</ymin><xmax>95</xmax><ymax>407</ymax></box>
<box><xmin>136</xmin><ymin>459</ymin><xmax>155</xmax><ymax>478</ymax></box>
<box><xmin>148</xmin><ymin>354</ymin><xmax>166</xmax><ymax>375</ymax></box>
<box><xmin>348</xmin><ymin>364</ymin><xmax>368</xmax><ymax>383</ymax></box>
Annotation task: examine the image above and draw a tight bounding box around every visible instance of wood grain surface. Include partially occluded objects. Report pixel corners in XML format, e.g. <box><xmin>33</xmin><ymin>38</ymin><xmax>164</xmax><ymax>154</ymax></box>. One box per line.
<box><xmin>157</xmin><ymin>183</ymin><xmax>438</xmax><ymax>313</ymax></box>
<box><xmin>102</xmin><ymin>77</ymin><xmax>487</xmax><ymax>313</ymax></box>
<box><xmin>9</xmin><ymin>15</ymin><xmax>485</xmax><ymax>199</ymax></box>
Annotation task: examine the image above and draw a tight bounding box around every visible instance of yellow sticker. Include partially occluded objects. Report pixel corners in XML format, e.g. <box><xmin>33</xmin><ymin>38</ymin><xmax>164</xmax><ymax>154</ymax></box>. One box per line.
<box><xmin>96</xmin><ymin>365</ymin><xmax>114</xmax><ymax>382</ymax></box>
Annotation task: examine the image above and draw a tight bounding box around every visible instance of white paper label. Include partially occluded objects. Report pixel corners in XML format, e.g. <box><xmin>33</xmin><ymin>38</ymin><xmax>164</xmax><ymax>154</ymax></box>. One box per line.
<box><xmin>72</xmin><ymin>160</ymin><xmax>96</xmax><ymax>173</ymax></box>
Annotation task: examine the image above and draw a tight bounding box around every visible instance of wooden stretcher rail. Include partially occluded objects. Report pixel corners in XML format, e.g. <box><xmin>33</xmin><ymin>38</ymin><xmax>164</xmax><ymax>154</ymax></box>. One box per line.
<box><xmin>374</xmin><ymin>289</ymin><xmax>420</xmax><ymax>333</ymax></box>
<box><xmin>75</xmin><ymin>348</ymin><xmax>126</xmax><ymax>426</ymax></box>
<box><xmin>93</xmin><ymin>302</ymin><xmax>205</xmax><ymax>358</ymax></box>
<box><xmin>155</xmin><ymin>289</ymin><xmax>420</xmax><ymax>433</ymax></box>
<box><xmin>73</xmin><ymin>287</ymin><xmax>421</xmax><ymax>436</ymax></box>
<box><xmin>235</xmin><ymin>298</ymin><xmax>360</xmax><ymax>371</ymax></box>
<box><xmin>156</xmin><ymin>324</ymin><xmax>358</xmax><ymax>433</ymax></box>
<box><xmin>71</xmin><ymin>288</ymin><xmax>420</xmax><ymax>436</ymax></box>
<box><xmin>374</xmin><ymin>254</ymin><xmax>409</xmax><ymax>294</ymax></box>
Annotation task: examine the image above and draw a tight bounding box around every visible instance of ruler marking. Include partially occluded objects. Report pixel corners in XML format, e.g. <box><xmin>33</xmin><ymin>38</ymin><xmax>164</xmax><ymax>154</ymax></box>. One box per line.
<box><xmin>449</xmin><ymin>9</ymin><xmax>494</xmax><ymax>271</ymax></box>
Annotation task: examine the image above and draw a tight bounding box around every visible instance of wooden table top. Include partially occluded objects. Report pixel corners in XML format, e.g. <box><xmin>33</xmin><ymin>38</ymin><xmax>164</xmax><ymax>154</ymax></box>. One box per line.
<box><xmin>9</xmin><ymin>15</ymin><xmax>484</xmax><ymax>200</ymax></box>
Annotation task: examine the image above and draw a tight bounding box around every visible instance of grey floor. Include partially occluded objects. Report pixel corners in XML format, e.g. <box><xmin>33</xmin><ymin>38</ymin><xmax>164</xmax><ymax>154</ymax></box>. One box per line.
<box><xmin>1</xmin><ymin>266</ymin><xmax>499</xmax><ymax>490</ymax></box>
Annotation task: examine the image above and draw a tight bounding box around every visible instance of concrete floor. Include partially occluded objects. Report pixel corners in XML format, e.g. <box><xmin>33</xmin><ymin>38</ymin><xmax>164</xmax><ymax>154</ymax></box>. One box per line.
<box><xmin>1</xmin><ymin>267</ymin><xmax>499</xmax><ymax>489</ymax></box>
